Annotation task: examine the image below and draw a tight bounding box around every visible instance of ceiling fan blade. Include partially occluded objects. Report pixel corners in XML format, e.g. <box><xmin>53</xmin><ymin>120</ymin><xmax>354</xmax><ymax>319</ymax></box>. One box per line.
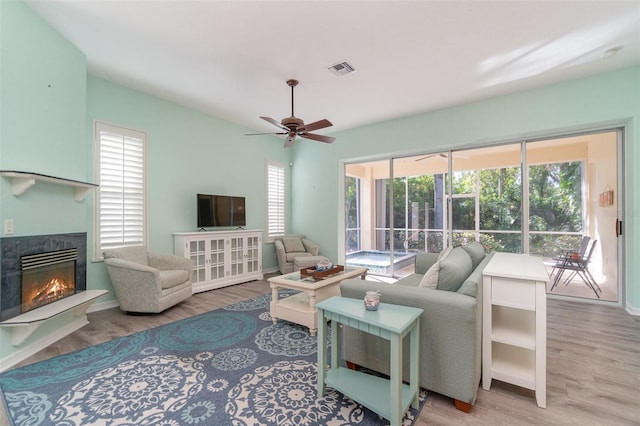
<box><xmin>244</xmin><ymin>132</ymin><xmax>287</xmax><ymax>136</ymax></box>
<box><xmin>415</xmin><ymin>153</ymin><xmax>447</xmax><ymax>161</ymax></box>
<box><xmin>299</xmin><ymin>133</ymin><xmax>335</xmax><ymax>144</ymax></box>
<box><xmin>298</xmin><ymin>119</ymin><xmax>333</xmax><ymax>133</ymax></box>
<box><xmin>260</xmin><ymin>116</ymin><xmax>289</xmax><ymax>132</ymax></box>
<box><xmin>284</xmin><ymin>135</ymin><xmax>296</xmax><ymax>148</ymax></box>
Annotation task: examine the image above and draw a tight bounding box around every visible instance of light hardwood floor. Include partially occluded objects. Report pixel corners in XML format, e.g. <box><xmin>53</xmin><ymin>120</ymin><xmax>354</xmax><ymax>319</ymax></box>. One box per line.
<box><xmin>5</xmin><ymin>274</ymin><xmax>640</xmax><ymax>425</ymax></box>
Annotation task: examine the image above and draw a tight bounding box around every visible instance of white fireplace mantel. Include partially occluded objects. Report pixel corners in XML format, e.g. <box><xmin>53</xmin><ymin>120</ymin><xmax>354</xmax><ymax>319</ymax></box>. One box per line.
<box><xmin>0</xmin><ymin>170</ymin><xmax>98</xmax><ymax>201</ymax></box>
<box><xmin>0</xmin><ymin>290</ymin><xmax>107</xmax><ymax>345</ymax></box>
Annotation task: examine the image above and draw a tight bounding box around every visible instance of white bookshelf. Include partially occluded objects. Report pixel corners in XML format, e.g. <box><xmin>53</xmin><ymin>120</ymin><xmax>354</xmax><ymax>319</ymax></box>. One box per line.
<box><xmin>482</xmin><ymin>252</ymin><xmax>548</xmax><ymax>408</ymax></box>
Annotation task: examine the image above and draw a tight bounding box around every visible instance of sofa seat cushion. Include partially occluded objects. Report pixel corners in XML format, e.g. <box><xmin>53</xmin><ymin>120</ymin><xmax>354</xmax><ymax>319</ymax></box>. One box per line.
<box><xmin>283</xmin><ymin>237</ymin><xmax>306</xmax><ymax>253</ymax></box>
<box><xmin>286</xmin><ymin>252</ymin><xmax>311</xmax><ymax>262</ymax></box>
<box><xmin>396</xmin><ymin>273</ymin><xmax>423</xmax><ymax>288</ymax></box>
<box><xmin>437</xmin><ymin>247</ymin><xmax>473</xmax><ymax>292</ymax></box>
<box><xmin>159</xmin><ymin>269</ymin><xmax>189</xmax><ymax>289</ymax></box>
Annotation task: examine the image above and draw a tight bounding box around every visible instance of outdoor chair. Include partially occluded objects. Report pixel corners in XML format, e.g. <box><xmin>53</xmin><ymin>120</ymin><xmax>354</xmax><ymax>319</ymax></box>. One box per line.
<box><xmin>549</xmin><ymin>235</ymin><xmax>590</xmax><ymax>281</ymax></box>
<box><xmin>550</xmin><ymin>239</ymin><xmax>601</xmax><ymax>298</ymax></box>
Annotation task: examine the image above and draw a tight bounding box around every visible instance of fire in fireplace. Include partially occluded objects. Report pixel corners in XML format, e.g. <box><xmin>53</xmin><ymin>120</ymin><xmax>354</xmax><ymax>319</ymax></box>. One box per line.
<box><xmin>21</xmin><ymin>249</ymin><xmax>77</xmax><ymax>313</ymax></box>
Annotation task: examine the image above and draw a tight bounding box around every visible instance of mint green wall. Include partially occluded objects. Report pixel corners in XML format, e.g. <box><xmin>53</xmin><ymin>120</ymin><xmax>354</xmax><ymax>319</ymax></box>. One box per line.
<box><xmin>0</xmin><ymin>0</ymin><xmax>90</xmax><ymax>362</ymax></box>
<box><xmin>0</xmin><ymin>0</ymin><xmax>88</xmax><ymax>236</ymax></box>
<box><xmin>291</xmin><ymin>66</ymin><xmax>640</xmax><ymax>311</ymax></box>
<box><xmin>85</xmin><ymin>76</ymin><xmax>290</xmax><ymax>294</ymax></box>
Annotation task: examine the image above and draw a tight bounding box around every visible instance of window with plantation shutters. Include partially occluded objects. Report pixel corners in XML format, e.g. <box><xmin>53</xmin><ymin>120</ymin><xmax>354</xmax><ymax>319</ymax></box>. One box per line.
<box><xmin>94</xmin><ymin>121</ymin><xmax>147</xmax><ymax>258</ymax></box>
<box><xmin>266</xmin><ymin>161</ymin><xmax>285</xmax><ymax>239</ymax></box>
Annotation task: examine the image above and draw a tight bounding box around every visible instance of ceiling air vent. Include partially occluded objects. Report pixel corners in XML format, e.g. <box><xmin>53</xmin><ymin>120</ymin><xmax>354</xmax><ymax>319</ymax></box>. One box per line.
<box><xmin>328</xmin><ymin>61</ymin><xmax>356</xmax><ymax>76</ymax></box>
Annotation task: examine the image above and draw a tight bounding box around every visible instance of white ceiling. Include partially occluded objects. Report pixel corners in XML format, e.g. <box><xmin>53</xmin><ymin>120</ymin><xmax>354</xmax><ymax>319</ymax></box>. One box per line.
<box><xmin>25</xmin><ymin>1</ymin><xmax>640</xmax><ymax>136</ymax></box>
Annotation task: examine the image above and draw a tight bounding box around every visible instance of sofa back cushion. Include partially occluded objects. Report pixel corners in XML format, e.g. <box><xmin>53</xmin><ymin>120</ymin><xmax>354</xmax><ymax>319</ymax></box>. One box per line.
<box><xmin>461</xmin><ymin>241</ymin><xmax>486</xmax><ymax>270</ymax></box>
<box><xmin>283</xmin><ymin>237</ymin><xmax>306</xmax><ymax>253</ymax></box>
<box><xmin>437</xmin><ymin>247</ymin><xmax>473</xmax><ymax>292</ymax></box>
<box><xmin>414</xmin><ymin>252</ymin><xmax>439</xmax><ymax>275</ymax></box>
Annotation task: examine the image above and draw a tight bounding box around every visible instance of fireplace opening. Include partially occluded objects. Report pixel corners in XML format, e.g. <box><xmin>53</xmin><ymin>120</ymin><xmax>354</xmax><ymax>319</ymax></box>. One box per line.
<box><xmin>21</xmin><ymin>249</ymin><xmax>77</xmax><ymax>313</ymax></box>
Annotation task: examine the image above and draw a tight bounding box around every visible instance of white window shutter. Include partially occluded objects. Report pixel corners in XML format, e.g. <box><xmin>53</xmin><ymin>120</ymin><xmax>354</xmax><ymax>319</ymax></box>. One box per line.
<box><xmin>267</xmin><ymin>162</ymin><xmax>285</xmax><ymax>236</ymax></box>
<box><xmin>95</xmin><ymin>122</ymin><xmax>147</xmax><ymax>254</ymax></box>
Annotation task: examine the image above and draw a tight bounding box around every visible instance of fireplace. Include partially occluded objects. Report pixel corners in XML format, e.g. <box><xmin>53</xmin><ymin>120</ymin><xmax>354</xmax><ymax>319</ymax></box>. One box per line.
<box><xmin>21</xmin><ymin>249</ymin><xmax>77</xmax><ymax>313</ymax></box>
<box><xmin>1</xmin><ymin>233</ymin><xmax>87</xmax><ymax>321</ymax></box>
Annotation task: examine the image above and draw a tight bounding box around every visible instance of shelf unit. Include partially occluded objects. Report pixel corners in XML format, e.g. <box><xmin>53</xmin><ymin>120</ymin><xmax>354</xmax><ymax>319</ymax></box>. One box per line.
<box><xmin>0</xmin><ymin>170</ymin><xmax>98</xmax><ymax>201</ymax></box>
<box><xmin>174</xmin><ymin>230</ymin><xmax>263</xmax><ymax>293</ymax></box>
<box><xmin>482</xmin><ymin>252</ymin><xmax>548</xmax><ymax>408</ymax></box>
<box><xmin>317</xmin><ymin>296</ymin><xmax>423</xmax><ymax>426</ymax></box>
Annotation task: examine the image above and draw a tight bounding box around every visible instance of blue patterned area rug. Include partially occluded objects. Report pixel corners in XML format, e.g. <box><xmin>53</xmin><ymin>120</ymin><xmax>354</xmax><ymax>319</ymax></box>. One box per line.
<box><xmin>0</xmin><ymin>291</ymin><xmax>427</xmax><ymax>425</ymax></box>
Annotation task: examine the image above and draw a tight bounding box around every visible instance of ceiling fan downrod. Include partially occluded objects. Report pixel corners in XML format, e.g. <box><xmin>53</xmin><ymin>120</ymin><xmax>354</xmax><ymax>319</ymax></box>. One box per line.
<box><xmin>287</xmin><ymin>79</ymin><xmax>298</xmax><ymax>118</ymax></box>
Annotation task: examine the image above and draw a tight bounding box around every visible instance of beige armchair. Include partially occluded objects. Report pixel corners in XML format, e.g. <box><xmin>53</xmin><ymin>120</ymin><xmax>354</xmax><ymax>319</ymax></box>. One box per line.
<box><xmin>273</xmin><ymin>234</ymin><xmax>321</xmax><ymax>274</ymax></box>
<box><xmin>103</xmin><ymin>246</ymin><xmax>193</xmax><ymax>314</ymax></box>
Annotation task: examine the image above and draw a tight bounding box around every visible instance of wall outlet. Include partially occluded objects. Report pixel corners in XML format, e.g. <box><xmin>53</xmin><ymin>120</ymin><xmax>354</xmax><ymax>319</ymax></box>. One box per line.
<box><xmin>4</xmin><ymin>219</ymin><xmax>14</xmax><ymax>235</ymax></box>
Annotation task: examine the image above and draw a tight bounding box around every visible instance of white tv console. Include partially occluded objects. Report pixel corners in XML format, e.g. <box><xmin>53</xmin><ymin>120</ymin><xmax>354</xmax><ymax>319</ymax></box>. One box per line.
<box><xmin>173</xmin><ymin>229</ymin><xmax>263</xmax><ymax>293</ymax></box>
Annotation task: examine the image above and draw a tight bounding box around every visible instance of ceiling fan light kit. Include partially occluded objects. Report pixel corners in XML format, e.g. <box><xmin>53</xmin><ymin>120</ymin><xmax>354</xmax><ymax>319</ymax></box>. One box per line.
<box><xmin>245</xmin><ymin>79</ymin><xmax>335</xmax><ymax>148</ymax></box>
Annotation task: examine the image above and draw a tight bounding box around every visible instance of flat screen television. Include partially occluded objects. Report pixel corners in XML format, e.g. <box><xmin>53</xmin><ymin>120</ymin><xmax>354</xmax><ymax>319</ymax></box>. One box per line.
<box><xmin>197</xmin><ymin>194</ymin><xmax>246</xmax><ymax>228</ymax></box>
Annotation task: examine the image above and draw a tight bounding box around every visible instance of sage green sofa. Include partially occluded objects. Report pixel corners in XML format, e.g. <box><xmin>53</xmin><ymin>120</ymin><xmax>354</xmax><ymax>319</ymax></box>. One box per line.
<box><xmin>339</xmin><ymin>242</ymin><xmax>494</xmax><ymax>412</ymax></box>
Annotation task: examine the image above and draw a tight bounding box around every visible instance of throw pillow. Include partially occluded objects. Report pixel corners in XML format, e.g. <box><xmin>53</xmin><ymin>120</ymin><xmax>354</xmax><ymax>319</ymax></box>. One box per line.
<box><xmin>419</xmin><ymin>247</ymin><xmax>452</xmax><ymax>289</ymax></box>
<box><xmin>437</xmin><ymin>247</ymin><xmax>473</xmax><ymax>292</ymax></box>
<box><xmin>419</xmin><ymin>261</ymin><xmax>439</xmax><ymax>289</ymax></box>
<box><xmin>283</xmin><ymin>237</ymin><xmax>306</xmax><ymax>253</ymax></box>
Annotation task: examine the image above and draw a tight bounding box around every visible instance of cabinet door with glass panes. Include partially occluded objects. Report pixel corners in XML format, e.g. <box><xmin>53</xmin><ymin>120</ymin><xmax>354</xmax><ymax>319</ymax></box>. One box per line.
<box><xmin>226</xmin><ymin>234</ymin><xmax>262</xmax><ymax>278</ymax></box>
<box><xmin>245</xmin><ymin>234</ymin><xmax>261</xmax><ymax>274</ymax></box>
<box><xmin>227</xmin><ymin>236</ymin><xmax>245</xmax><ymax>277</ymax></box>
<box><xmin>185</xmin><ymin>236</ymin><xmax>225</xmax><ymax>284</ymax></box>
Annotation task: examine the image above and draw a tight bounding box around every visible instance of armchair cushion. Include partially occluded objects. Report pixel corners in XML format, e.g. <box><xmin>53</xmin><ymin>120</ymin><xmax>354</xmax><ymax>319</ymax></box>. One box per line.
<box><xmin>283</xmin><ymin>237</ymin><xmax>306</xmax><ymax>253</ymax></box>
<box><xmin>159</xmin><ymin>269</ymin><xmax>190</xmax><ymax>289</ymax></box>
<box><xmin>286</xmin><ymin>252</ymin><xmax>311</xmax><ymax>262</ymax></box>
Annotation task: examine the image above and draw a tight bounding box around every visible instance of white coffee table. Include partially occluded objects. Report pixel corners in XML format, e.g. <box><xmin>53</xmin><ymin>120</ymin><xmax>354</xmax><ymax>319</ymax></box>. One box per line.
<box><xmin>269</xmin><ymin>266</ymin><xmax>367</xmax><ymax>336</ymax></box>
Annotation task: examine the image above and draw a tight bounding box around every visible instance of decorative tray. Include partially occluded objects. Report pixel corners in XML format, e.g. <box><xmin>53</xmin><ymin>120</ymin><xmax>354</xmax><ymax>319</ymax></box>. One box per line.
<box><xmin>300</xmin><ymin>265</ymin><xmax>345</xmax><ymax>279</ymax></box>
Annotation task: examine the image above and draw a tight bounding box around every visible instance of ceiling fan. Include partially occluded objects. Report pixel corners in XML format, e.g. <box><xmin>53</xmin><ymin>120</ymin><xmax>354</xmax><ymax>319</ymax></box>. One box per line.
<box><xmin>415</xmin><ymin>152</ymin><xmax>469</xmax><ymax>162</ymax></box>
<box><xmin>415</xmin><ymin>153</ymin><xmax>448</xmax><ymax>162</ymax></box>
<box><xmin>246</xmin><ymin>79</ymin><xmax>335</xmax><ymax>148</ymax></box>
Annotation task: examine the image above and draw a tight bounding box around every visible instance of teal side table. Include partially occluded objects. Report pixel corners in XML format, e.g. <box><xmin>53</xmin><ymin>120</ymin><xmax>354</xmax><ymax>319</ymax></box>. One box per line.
<box><xmin>316</xmin><ymin>296</ymin><xmax>423</xmax><ymax>426</ymax></box>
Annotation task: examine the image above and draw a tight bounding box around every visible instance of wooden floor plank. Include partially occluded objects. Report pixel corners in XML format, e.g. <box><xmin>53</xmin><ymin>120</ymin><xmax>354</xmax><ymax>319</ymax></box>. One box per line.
<box><xmin>3</xmin><ymin>275</ymin><xmax>640</xmax><ymax>425</ymax></box>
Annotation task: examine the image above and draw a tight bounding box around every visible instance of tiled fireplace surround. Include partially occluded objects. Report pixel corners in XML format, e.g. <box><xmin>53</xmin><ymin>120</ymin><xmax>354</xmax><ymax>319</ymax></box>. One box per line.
<box><xmin>0</xmin><ymin>233</ymin><xmax>87</xmax><ymax>322</ymax></box>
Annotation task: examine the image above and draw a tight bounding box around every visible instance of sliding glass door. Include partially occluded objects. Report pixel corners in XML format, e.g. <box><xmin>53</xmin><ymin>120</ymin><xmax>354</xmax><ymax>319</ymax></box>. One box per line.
<box><xmin>344</xmin><ymin>129</ymin><xmax>621</xmax><ymax>303</ymax></box>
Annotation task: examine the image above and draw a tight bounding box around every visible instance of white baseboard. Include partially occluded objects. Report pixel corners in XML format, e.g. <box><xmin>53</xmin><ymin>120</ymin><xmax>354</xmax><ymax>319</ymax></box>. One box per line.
<box><xmin>0</xmin><ymin>316</ymin><xmax>88</xmax><ymax>373</ymax></box>
<box><xmin>625</xmin><ymin>302</ymin><xmax>640</xmax><ymax>317</ymax></box>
